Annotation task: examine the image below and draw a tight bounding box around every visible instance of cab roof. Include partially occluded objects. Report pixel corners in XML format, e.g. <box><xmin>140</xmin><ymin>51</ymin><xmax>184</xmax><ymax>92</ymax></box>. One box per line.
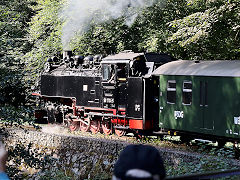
<box><xmin>101</xmin><ymin>51</ymin><xmax>143</xmax><ymax>64</ymax></box>
<box><xmin>152</xmin><ymin>60</ymin><xmax>240</xmax><ymax>77</ymax></box>
<box><xmin>101</xmin><ymin>51</ymin><xmax>176</xmax><ymax>65</ymax></box>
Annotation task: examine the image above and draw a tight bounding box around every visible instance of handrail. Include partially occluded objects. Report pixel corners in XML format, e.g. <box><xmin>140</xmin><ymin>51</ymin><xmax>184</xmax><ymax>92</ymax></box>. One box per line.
<box><xmin>166</xmin><ymin>168</ymin><xmax>240</xmax><ymax>179</ymax></box>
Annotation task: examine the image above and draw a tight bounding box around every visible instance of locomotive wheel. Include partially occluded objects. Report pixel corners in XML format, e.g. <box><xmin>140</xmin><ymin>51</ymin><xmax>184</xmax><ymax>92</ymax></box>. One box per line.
<box><xmin>69</xmin><ymin>120</ymin><xmax>79</xmax><ymax>131</ymax></box>
<box><xmin>115</xmin><ymin>129</ymin><xmax>126</xmax><ymax>137</ymax></box>
<box><xmin>90</xmin><ymin>120</ymin><xmax>100</xmax><ymax>134</ymax></box>
<box><xmin>65</xmin><ymin>113</ymin><xmax>79</xmax><ymax>131</ymax></box>
<box><xmin>101</xmin><ymin>121</ymin><xmax>112</xmax><ymax>135</ymax></box>
<box><xmin>80</xmin><ymin>117</ymin><xmax>90</xmax><ymax>132</ymax></box>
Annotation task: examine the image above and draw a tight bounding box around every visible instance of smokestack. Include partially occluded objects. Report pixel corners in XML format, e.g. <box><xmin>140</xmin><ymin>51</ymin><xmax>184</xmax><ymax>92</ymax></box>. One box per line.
<box><xmin>63</xmin><ymin>50</ymin><xmax>73</xmax><ymax>59</ymax></box>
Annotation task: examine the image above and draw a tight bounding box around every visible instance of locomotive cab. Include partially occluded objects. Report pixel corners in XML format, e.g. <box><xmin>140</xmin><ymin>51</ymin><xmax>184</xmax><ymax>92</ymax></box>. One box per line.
<box><xmin>101</xmin><ymin>51</ymin><xmax>156</xmax><ymax>131</ymax></box>
<box><xmin>101</xmin><ymin>58</ymin><xmax>130</xmax><ymax>111</ymax></box>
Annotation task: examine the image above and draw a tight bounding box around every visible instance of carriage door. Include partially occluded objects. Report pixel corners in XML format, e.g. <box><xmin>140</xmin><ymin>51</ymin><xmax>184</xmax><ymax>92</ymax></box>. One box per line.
<box><xmin>200</xmin><ymin>79</ymin><xmax>214</xmax><ymax>130</ymax></box>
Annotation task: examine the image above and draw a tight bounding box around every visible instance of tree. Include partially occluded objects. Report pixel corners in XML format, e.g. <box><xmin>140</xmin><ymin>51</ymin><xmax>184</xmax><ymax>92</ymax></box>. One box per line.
<box><xmin>0</xmin><ymin>0</ymin><xmax>36</xmax><ymax>106</ymax></box>
<box><xmin>166</xmin><ymin>0</ymin><xmax>240</xmax><ymax>59</ymax></box>
<box><xmin>24</xmin><ymin>0</ymin><xmax>64</xmax><ymax>85</ymax></box>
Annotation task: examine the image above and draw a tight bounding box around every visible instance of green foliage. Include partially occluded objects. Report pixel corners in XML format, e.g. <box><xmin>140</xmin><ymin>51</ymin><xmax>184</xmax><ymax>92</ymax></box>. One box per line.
<box><xmin>71</xmin><ymin>19</ymin><xmax>131</xmax><ymax>55</ymax></box>
<box><xmin>0</xmin><ymin>0</ymin><xmax>36</xmax><ymax>115</ymax></box>
<box><xmin>0</xmin><ymin>68</ymin><xmax>26</xmax><ymax>106</ymax></box>
<box><xmin>166</xmin><ymin>155</ymin><xmax>238</xmax><ymax>178</ymax></box>
<box><xmin>0</xmin><ymin>105</ymin><xmax>34</xmax><ymax>125</ymax></box>
<box><xmin>164</xmin><ymin>141</ymin><xmax>239</xmax><ymax>178</ymax></box>
<box><xmin>167</xmin><ymin>0</ymin><xmax>240</xmax><ymax>59</ymax></box>
<box><xmin>0</xmin><ymin>0</ymin><xmax>36</xmax><ymax>59</ymax></box>
<box><xmin>38</xmin><ymin>170</ymin><xmax>71</xmax><ymax>180</ymax></box>
<box><xmin>24</xmin><ymin>0</ymin><xmax>64</xmax><ymax>83</ymax></box>
<box><xmin>90</xmin><ymin>171</ymin><xmax>111</xmax><ymax>180</ymax></box>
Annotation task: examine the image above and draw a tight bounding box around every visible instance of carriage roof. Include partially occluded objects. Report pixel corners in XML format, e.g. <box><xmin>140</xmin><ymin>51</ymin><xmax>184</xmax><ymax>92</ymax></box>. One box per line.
<box><xmin>152</xmin><ymin>60</ymin><xmax>240</xmax><ymax>77</ymax></box>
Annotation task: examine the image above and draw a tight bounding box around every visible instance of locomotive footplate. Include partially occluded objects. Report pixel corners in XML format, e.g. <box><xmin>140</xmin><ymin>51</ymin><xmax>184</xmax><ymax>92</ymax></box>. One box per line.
<box><xmin>113</xmin><ymin>126</ymin><xmax>129</xmax><ymax>130</ymax></box>
<box><xmin>85</xmin><ymin>112</ymin><xmax>125</xmax><ymax>118</ymax></box>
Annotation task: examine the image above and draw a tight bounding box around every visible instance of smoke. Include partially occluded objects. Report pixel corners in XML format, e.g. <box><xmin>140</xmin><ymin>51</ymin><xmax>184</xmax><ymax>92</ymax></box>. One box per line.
<box><xmin>60</xmin><ymin>0</ymin><xmax>157</xmax><ymax>49</ymax></box>
<box><xmin>41</xmin><ymin>124</ymin><xmax>69</xmax><ymax>135</ymax></box>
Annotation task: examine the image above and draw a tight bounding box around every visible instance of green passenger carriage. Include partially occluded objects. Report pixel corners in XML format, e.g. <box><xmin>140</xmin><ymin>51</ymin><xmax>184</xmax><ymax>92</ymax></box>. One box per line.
<box><xmin>152</xmin><ymin>60</ymin><xmax>240</xmax><ymax>144</ymax></box>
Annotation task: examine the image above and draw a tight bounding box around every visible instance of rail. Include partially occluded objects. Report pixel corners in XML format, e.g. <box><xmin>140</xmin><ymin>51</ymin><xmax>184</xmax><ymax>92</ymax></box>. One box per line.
<box><xmin>167</xmin><ymin>168</ymin><xmax>240</xmax><ymax>179</ymax></box>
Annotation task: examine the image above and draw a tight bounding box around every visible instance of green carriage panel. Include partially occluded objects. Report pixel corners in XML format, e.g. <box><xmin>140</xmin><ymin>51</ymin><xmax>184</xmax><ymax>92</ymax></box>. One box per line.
<box><xmin>153</xmin><ymin>60</ymin><xmax>240</xmax><ymax>140</ymax></box>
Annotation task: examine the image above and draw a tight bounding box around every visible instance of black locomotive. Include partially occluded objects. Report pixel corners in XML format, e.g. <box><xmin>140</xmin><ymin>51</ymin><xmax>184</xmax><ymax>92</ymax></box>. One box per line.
<box><xmin>33</xmin><ymin>50</ymin><xmax>175</xmax><ymax>136</ymax></box>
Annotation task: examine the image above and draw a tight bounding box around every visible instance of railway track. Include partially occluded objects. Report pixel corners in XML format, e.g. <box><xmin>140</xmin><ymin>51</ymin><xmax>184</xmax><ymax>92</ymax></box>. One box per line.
<box><xmin>16</xmin><ymin>123</ymin><xmax>238</xmax><ymax>160</ymax></box>
<box><xmin>2</xmin><ymin>123</ymin><xmax>240</xmax><ymax>180</ymax></box>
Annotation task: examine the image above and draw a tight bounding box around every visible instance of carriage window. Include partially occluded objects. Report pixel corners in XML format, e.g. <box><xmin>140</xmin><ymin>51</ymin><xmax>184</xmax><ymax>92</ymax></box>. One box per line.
<box><xmin>167</xmin><ymin>80</ymin><xmax>176</xmax><ymax>104</ymax></box>
<box><xmin>182</xmin><ymin>81</ymin><xmax>192</xmax><ymax>105</ymax></box>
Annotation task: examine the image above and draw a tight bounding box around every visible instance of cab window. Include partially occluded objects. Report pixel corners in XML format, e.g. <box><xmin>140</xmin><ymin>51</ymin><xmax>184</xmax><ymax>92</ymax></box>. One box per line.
<box><xmin>117</xmin><ymin>63</ymin><xmax>127</xmax><ymax>78</ymax></box>
<box><xmin>102</xmin><ymin>64</ymin><xmax>111</xmax><ymax>80</ymax></box>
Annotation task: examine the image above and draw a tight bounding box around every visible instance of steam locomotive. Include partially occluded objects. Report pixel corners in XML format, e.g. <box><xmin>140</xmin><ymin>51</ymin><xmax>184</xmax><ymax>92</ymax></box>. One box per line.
<box><xmin>34</xmin><ymin>50</ymin><xmax>240</xmax><ymax>145</ymax></box>
<box><xmin>33</xmin><ymin>50</ymin><xmax>175</xmax><ymax>136</ymax></box>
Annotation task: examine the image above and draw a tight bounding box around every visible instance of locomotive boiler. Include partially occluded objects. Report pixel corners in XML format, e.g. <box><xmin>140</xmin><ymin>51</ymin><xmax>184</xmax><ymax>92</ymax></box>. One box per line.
<box><xmin>33</xmin><ymin>50</ymin><xmax>175</xmax><ymax>136</ymax></box>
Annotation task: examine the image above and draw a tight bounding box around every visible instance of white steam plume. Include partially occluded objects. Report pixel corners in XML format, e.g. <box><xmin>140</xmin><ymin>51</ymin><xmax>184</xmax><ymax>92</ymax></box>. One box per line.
<box><xmin>60</xmin><ymin>0</ymin><xmax>157</xmax><ymax>49</ymax></box>
<box><xmin>41</xmin><ymin>124</ymin><xmax>69</xmax><ymax>135</ymax></box>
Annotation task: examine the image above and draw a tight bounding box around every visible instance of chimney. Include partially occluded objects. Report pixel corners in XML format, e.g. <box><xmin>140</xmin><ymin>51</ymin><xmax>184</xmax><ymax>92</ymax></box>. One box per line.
<box><xmin>63</xmin><ymin>50</ymin><xmax>72</xmax><ymax>59</ymax></box>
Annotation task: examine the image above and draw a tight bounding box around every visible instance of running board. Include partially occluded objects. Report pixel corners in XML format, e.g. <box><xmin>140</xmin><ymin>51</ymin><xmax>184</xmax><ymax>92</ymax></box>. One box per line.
<box><xmin>113</xmin><ymin>126</ymin><xmax>129</xmax><ymax>130</ymax></box>
<box><xmin>85</xmin><ymin>112</ymin><xmax>126</xmax><ymax>118</ymax></box>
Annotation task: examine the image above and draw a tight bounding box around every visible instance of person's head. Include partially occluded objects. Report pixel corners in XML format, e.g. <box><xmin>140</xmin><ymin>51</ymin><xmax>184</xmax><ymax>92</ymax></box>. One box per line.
<box><xmin>113</xmin><ymin>144</ymin><xmax>166</xmax><ymax>180</ymax></box>
<box><xmin>0</xmin><ymin>142</ymin><xmax>7</xmax><ymax>172</ymax></box>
